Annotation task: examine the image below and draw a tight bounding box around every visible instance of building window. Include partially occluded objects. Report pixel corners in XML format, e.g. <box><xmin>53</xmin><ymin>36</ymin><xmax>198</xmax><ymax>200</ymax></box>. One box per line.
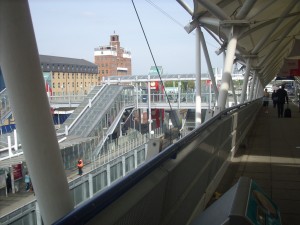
<box><xmin>53</xmin><ymin>83</ymin><xmax>55</xmax><ymax>88</ymax></box>
<box><xmin>106</xmin><ymin>70</ymin><xmax>108</xmax><ymax>74</ymax></box>
<box><xmin>52</xmin><ymin>74</ymin><xmax>55</xmax><ymax>79</ymax></box>
<box><xmin>58</xmin><ymin>74</ymin><xmax>60</xmax><ymax>79</ymax></box>
<box><xmin>102</xmin><ymin>70</ymin><xmax>104</xmax><ymax>74</ymax></box>
<box><xmin>58</xmin><ymin>82</ymin><xmax>60</xmax><ymax>88</ymax></box>
<box><xmin>72</xmin><ymin>82</ymin><xmax>74</xmax><ymax>87</ymax></box>
<box><xmin>63</xmin><ymin>73</ymin><xmax>65</xmax><ymax>79</ymax></box>
<box><xmin>72</xmin><ymin>74</ymin><xmax>74</xmax><ymax>79</ymax></box>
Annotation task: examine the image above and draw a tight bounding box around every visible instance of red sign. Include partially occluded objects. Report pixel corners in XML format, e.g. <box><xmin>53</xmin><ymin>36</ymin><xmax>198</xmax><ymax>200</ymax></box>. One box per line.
<box><xmin>12</xmin><ymin>164</ymin><xmax>23</xmax><ymax>180</ymax></box>
<box><xmin>150</xmin><ymin>81</ymin><xmax>159</xmax><ymax>90</ymax></box>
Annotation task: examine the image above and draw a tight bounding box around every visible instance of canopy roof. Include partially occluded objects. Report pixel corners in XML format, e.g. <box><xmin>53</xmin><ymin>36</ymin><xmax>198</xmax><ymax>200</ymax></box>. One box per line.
<box><xmin>189</xmin><ymin>0</ymin><xmax>300</xmax><ymax>87</ymax></box>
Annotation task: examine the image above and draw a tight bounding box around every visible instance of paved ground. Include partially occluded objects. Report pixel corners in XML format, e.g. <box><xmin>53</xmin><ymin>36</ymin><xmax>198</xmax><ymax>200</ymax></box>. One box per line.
<box><xmin>215</xmin><ymin>100</ymin><xmax>300</xmax><ymax>225</ymax></box>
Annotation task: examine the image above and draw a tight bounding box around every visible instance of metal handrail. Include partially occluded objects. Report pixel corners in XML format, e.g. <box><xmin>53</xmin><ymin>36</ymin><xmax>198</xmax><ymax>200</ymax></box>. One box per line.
<box><xmin>53</xmin><ymin>99</ymin><xmax>259</xmax><ymax>225</ymax></box>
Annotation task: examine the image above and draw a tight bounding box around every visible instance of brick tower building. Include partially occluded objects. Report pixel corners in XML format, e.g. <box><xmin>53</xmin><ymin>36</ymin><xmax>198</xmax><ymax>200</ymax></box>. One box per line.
<box><xmin>94</xmin><ymin>34</ymin><xmax>132</xmax><ymax>81</ymax></box>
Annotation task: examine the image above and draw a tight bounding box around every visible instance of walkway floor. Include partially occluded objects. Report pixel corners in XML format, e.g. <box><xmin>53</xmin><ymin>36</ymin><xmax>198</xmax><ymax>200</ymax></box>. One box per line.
<box><xmin>215</xmin><ymin>101</ymin><xmax>300</xmax><ymax>225</ymax></box>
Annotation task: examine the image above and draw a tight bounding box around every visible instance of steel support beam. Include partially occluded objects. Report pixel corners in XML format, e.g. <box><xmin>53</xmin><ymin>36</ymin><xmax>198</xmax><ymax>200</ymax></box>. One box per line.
<box><xmin>196</xmin><ymin>0</ymin><xmax>230</xmax><ymax>20</ymax></box>
<box><xmin>199</xmin><ymin>27</ymin><xmax>219</xmax><ymax>100</ymax></box>
<box><xmin>195</xmin><ymin>26</ymin><xmax>202</xmax><ymax>127</ymax></box>
<box><xmin>240</xmin><ymin>58</ymin><xmax>251</xmax><ymax>103</ymax></box>
<box><xmin>176</xmin><ymin>0</ymin><xmax>193</xmax><ymax>16</ymax></box>
<box><xmin>250</xmin><ymin>72</ymin><xmax>257</xmax><ymax>100</ymax></box>
<box><xmin>216</xmin><ymin>27</ymin><xmax>238</xmax><ymax>111</ymax></box>
<box><xmin>236</xmin><ymin>0</ymin><xmax>257</xmax><ymax>20</ymax></box>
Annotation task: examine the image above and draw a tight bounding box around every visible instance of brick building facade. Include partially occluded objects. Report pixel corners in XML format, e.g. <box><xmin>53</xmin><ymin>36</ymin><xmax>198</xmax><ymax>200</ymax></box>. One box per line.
<box><xmin>94</xmin><ymin>34</ymin><xmax>131</xmax><ymax>81</ymax></box>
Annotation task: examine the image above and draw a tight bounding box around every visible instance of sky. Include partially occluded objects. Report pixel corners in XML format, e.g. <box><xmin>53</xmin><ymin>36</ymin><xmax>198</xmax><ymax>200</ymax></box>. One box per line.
<box><xmin>28</xmin><ymin>0</ymin><xmax>224</xmax><ymax>75</ymax></box>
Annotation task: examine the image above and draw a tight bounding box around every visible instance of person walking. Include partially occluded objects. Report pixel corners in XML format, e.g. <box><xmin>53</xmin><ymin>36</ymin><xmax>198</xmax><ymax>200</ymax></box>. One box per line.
<box><xmin>24</xmin><ymin>172</ymin><xmax>31</xmax><ymax>192</ymax></box>
<box><xmin>77</xmin><ymin>159</ymin><xmax>84</xmax><ymax>175</ymax></box>
<box><xmin>6</xmin><ymin>173</ymin><xmax>12</xmax><ymax>193</ymax></box>
<box><xmin>271</xmin><ymin>89</ymin><xmax>278</xmax><ymax>108</ymax></box>
<box><xmin>276</xmin><ymin>85</ymin><xmax>288</xmax><ymax>118</ymax></box>
<box><xmin>262</xmin><ymin>88</ymin><xmax>270</xmax><ymax>113</ymax></box>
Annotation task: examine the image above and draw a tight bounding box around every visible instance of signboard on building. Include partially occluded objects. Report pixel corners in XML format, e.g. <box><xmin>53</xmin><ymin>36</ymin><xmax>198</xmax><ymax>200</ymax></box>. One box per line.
<box><xmin>148</xmin><ymin>66</ymin><xmax>163</xmax><ymax>76</ymax></box>
<box><xmin>12</xmin><ymin>163</ymin><xmax>23</xmax><ymax>181</ymax></box>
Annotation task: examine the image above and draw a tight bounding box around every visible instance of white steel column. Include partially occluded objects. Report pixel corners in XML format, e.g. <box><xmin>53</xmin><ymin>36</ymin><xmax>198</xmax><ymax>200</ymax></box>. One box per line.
<box><xmin>249</xmin><ymin>73</ymin><xmax>257</xmax><ymax>100</ymax></box>
<box><xmin>195</xmin><ymin>26</ymin><xmax>202</xmax><ymax>127</ymax></box>
<box><xmin>216</xmin><ymin>27</ymin><xmax>238</xmax><ymax>112</ymax></box>
<box><xmin>0</xmin><ymin>1</ymin><xmax>73</xmax><ymax>224</ymax></box>
<box><xmin>199</xmin><ymin>27</ymin><xmax>219</xmax><ymax>99</ymax></box>
<box><xmin>240</xmin><ymin>58</ymin><xmax>251</xmax><ymax>103</ymax></box>
<box><xmin>255</xmin><ymin>79</ymin><xmax>263</xmax><ymax>99</ymax></box>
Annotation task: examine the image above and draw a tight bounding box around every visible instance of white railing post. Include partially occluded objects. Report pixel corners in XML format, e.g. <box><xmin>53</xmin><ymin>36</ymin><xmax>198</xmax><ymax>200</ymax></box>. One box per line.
<box><xmin>88</xmin><ymin>174</ymin><xmax>93</xmax><ymax>198</ymax></box>
<box><xmin>14</xmin><ymin>129</ymin><xmax>18</xmax><ymax>150</ymax></box>
<box><xmin>35</xmin><ymin>202</ymin><xmax>43</xmax><ymax>225</ymax></box>
<box><xmin>106</xmin><ymin>164</ymin><xmax>111</xmax><ymax>186</ymax></box>
<box><xmin>134</xmin><ymin>149</ymin><xmax>138</xmax><ymax>168</ymax></box>
<box><xmin>65</xmin><ymin>125</ymin><xmax>68</xmax><ymax>136</ymax></box>
<box><xmin>122</xmin><ymin>156</ymin><xmax>126</xmax><ymax>177</ymax></box>
<box><xmin>8</xmin><ymin>136</ymin><xmax>12</xmax><ymax>156</ymax></box>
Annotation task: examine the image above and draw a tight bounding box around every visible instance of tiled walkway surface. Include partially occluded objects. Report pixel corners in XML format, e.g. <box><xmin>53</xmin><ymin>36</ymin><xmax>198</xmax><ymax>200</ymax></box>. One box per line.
<box><xmin>216</xmin><ymin>101</ymin><xmax>300</xmax><ymax>225</ymax></box>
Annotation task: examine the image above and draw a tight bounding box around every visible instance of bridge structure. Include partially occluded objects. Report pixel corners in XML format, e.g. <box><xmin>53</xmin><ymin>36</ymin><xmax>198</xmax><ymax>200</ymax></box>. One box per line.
<box><xmin>1</xmin><ymin>1</ymin><xmax>300</xmax><ymax>225</ymax></box>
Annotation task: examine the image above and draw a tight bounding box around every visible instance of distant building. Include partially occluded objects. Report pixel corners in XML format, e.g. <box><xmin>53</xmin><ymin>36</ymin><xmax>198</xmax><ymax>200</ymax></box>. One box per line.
<box><xmin>94</xmin><ymin>34</ymin><xmax>132</xmax><ymax>81</ymax></box>
<box><xmin>39</xmin><ymin>55</ymin><xmax>98</xmax><ymax>96</ymax></box>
